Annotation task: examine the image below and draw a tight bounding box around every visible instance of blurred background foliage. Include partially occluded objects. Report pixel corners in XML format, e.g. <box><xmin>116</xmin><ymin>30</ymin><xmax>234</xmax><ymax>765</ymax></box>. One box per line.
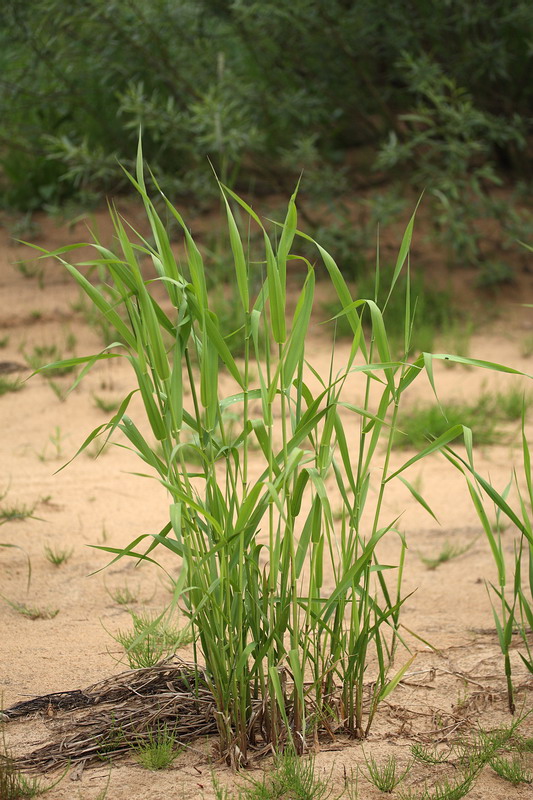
<box><xmin>0</xmin><ymin>0</ymin><xmax>532</xmax><ymax>286</ymax></box>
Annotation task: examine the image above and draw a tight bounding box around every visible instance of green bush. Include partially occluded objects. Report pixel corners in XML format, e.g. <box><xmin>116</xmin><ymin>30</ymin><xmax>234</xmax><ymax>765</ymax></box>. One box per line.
<box><xmin>1</xmin><ymin>0</ymin><xmax>531</xmax><ymax>212</ymax></box>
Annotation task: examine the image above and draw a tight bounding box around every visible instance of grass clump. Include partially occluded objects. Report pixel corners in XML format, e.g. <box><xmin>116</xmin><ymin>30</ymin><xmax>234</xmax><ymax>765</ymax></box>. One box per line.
<box><xmin>0</xmin><ymin>376</ymin><xmax>23</xmax><ymax>396</ymax></box>
<box><xmin>394</xmin><ymin>387</ymin><xmax>530</xmax><ymax>449</ymax></box>
<box><xmin>0</xmin><ymin>751</ymin><xmax>49</xmax><ymax>798</ymax></box>
<box><xmin>363</xmin><ymin>752</ymin><xmax>412</xmax><ymax>792</ymax></box>
<box><xmin>133</xmin><ymin>724</ymin><xmax>181</xmax><ymax>770</ymax></box>
<box><xmin>411</xmin><ymin>744</ymin><xmax>451</xmax><ymax>764</ymax></box>
<box><xmin>23</xmin><ymin>344</ymin><xmax>75</xmax><ymax>377</ymax></box>
<box><xmin>93</xmin><ymin>394</ymin><xmax>121</xmax><ymax>414</ymax></box>
<box><xmin>418</xmin><ymin>538</ymin><xmax>477</xmax><ymax>570</ymax></box>
<box><xmin>0</xmin><ymin>503</ymin><xmax>36</xmax><ymax>524</ymax></box>
<box><xmin>112</xmin><ymin>611</ymin><xmax>192</xmax><ymax>668</ymax></box>
<box><xmin>398</xmin><ymin>773</ymin><xmax>476</xmax><ymax>800</ymax></box>
<box><xmin>34</xmin><ymin>151</ymin><xmax>526</xmax><ymax>766</ymax></box>
<box><xmin>240</xmin><ymin>750</ymin><xmax>334</xmax><ymax>800</ymax></box>
<box><xmin>489</xmin><ymin>754</ymin><xmax>533</xmax><ymax>785</ymax></box>
<box><xmin>3</xmin><ymin>599</ymin><xmax>59</xmax><ymax>620</ymax></box>
<box><xmin>323</xmin><ymin>267</ymin><xmax>456</xmax><ymax>356</ymax></box>
<box><xmin>43</xmin><ymin>545</ymin><xmax>73</xmax><ymax>566</ymax></box>
<box><xmin>106</xmin><ymin>583</ymin><xmax>140</xmax><ymax>606</ymax></box>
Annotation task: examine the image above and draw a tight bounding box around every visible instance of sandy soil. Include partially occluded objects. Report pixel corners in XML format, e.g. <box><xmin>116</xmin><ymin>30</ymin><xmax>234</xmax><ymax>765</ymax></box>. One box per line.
<box><xmin>1</xmin><ymin>205</ymin><xmax>533</xmax><ymax>799</ymax></box>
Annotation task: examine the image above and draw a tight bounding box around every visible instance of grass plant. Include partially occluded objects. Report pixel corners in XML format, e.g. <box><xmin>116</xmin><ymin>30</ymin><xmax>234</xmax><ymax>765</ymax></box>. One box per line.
<box><xmin>418</xmin><ymin>539</ymin><xmax>477</xmax><ymax>570</ymax></box>
<box><xmin>3</xmin><ymin>598</ymin><xmax>59</xmax><ymax>620</ymax></box>
<box><xmin>133</xmin><ymin>724</ymin><xmax>181</xmax><ymax>770</ymax></box>
<box><xmin>398</xmin><ymin>773</ymin><xmax>476</xmax><ymax>800</ymax></box>
<box><xmin>0</xmin><ymin>503</ymin><xmax>36</xmax><ymax>524</ymax></box>
<box><xmin>363</xmin><ymin>752</ymin><xmax>412</xmax><ymax>792</ymax></box>
<box><xmin>37</xmin><ymin>427</ymin><xmax>65</xmax><ymax>462</ymax></box>
<box><xmin>0</xmin><ymin>376</ymin><xmax>23</xmax><ymax>396</ymax></box>
<box><xmin>394</xmin><ymin>388</ymin><xmax>529</xmax><ymax>449</ymax></box>
<box><xmin>444</xmin><ymin>412</ymin><xmax>533</xmax><ymax>711</ymax></box>
<box><xmin>0</xmin><ymin>336</ymin><xmax>9</xmax><ymax>348</ymax></box>
<box><xmin>240</xmin><ymin>750</ymin><xmax>335</xmax><ymax>800</ymax></box>
<box><xmin>411</xmin><ymin>744</ymin><xmax>451</xmax><ymax>764</ymax></box>
<box><xmin>93</xmin><ymin>394</ymin><xmax>121</xmax><ymax>414</ymax></box>
<box><xmin>521</xmin><ymin>334</ymin><xmax>533</xmax><ymax>358</ymax></box>
<box><xmin>0</xmin><ymin>753</ymin><xmax>47</xmax><ymax>799</ymax></box>
<box><xmin>106</xmin><ymin>583</ymin><xmax>140</xmax><ymax>606</ymax></box>
<box><xmin>32</xmin><ymin>148</ymin><xmax>526</xmax><ymax>765</ymax></box>
<box><xmin>111</xmin><ymin>610</ymin><xmax>192</xmax><ymax>668</ymax></box>
<box><xmin>489</xmin><ymin>754</ymin><xmax>533</xmax><ymax>784</ymax></box>
<box><xmin>13</xmin><ymin>259</ymin><xmax>44</xmax><ymax>285</ymax></box>
<box><xmin>23</xmin><ymin>345</ymin><xmax>75</xmax><ymax>377</ymax></box>
<box><xmin>43</xmin><ymin>545</ymin><xmax>73</xmax><ymax>566</ymax></box>
<box><xmin>45</xmin><ymin>379</ymin><xmax>69</xmax><ymax>403</ymax></box>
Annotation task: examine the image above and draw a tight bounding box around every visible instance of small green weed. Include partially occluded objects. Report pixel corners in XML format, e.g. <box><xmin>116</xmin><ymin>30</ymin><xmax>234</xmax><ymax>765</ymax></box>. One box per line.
<box><xmin>521</xmin><ymin>334</ymin><xmax>533</xmax><ymax>358</ymax></box>
<box><xmin>63</xmin><ymin>328</ymin><xmax>77</xmax><ymax>352</ymax></box>
<box><xmin>106</xmin><ymin>583</ymin><xmax>140</xmax><ymax>606</ymax></box>
<box><xmin>4</xmin><ymin>598</ymin><xmax>59</xmax><ymax>620</ymax></box>
<box><xmin>44</xmin><ymin>545</ymin><xmax>73</xmax><ymax>566</ymax></box>
<box><xmin>93</xmin><ymin>394</ymin><xmax>121</xmax><ymax>414</ymax></box>
<box><xmin>418</xmin><ymin>538</ymin><xmax>477</xmax><ymax>570</ymax></box>
<box><xmin>13</xmin><ymin>259</ymin><xmax>44</xmax><ymax>285</ymax></box>
<box><xmin>46</xmin><ymin>379</ymin><xmax>68</xmax><ymax>402</ymax></box>
<box><xmin>0</xmin><ymin>336</ymin><xmax>10</xmax><ymax>348</ymax></box>
<box><xmin>0</xmin><ymin>752</ymin><xmax>47</xmax><ymax>798</ymax></box>
<box><xmin>133</xmin><ymin>724</ymin><xmax>182</xmax><ymax>770</ymax></box>
<box><xmin>411</xmin><ymin>744</ymin><xmax>451</xmax><ymax>764</ymax></box>
<box><xmin>23</xmin><ymin>344</ymin><xmax>75</xmax><ymax>377</ymax></box>
<box><xmin>0</xmin><ymin>502</ymin><xmax>36</xmax><ymax>524</ymax></box>
<box><xmin>394</xmin><ymin>388</ymin><xmax>530</xmax><ymax>449</ymax></box>
<box><xmin>490</xmin><ymin>754</ymin><xmax>533</xmax><ymax>784</ymax></box>
<box><xmin>242</xmin><ymin>750</ymin><xmax>334</xmax><ymax>800</ymax></box>
<box><xmin>0</xmin><ymin>376</ymin><xmax>23</xmax><ymax>396</ymax></box>
<box><xmin>37</xmin><ymin>427</ymin><xmax>65</xmax><ymax>461</ymax></box>
<box><xmin>398</xmin><ymin>773</ymin><xmax>476</xmax><ymax>800</ymax></box>
<box><xmin>112</xmin><ymin>611</ymin><xmax>192</xmax><ymax>668</ymax></box>
<box><xmin>363</xmin><ymin>752</ymin><xmax>412</xmax><ymax>792</ymax></box>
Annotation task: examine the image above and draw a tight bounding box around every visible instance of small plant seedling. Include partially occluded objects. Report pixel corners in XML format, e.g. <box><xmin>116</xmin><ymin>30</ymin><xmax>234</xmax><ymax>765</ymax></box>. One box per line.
<box><xmin>343</xmin><ymin>767</ymin><xmax>360</xmax><ymax>800</ymax></box>
<box><xmin>30</xmin><ymin>310</ymin><xmax>43</xmax><ymax>321</ymax></box>
<box><xmin>63</xmin><ymin>328</ymin><xmax>77</xmax><ymax>352</ymax></box>
<box><xmin>0</xmin><ymin>336</ymin><xmax>10</xmax><ymax>348</ymax></box>
<box><xmin>112</xmin><ymin>611</ymin><xmax>192</xmax><ymax>668</ymax></box>
<box><xmin>106</xmin><ymin>583</ymin><xmax>140</xmax><ymax>606</ymax></box>
<box><xmin>363</xmin><ymin>752</ymin><xmax>413</xmax><ymax>792</ymax></box>
<box><xmin>398</xmin><ymin>772</ymin><xmax>476</xmax><ymax>800</ymax></box>
<box><xmin>0</xmin><ymin>749</ymin><xmax>46</xmax><ymax>798</ymax></box>
<box><xmin>46</xmin><ymin>379</ymin><xmax>68</xmax><ymax>402</ymax></box>
<box><xmin>489</xmin><ymin>755</ymin><xmax>533</xmax><ymax>785</ymax></box>
<box><xmin>13</xmin><ymin>259</ymin><xmax>44</xmax><ymax>284</ymax></box>
<box><xmin>0</xmin><ymin>376</ymin><xmax>23</xmax><ymax>396</ymax></box>
<box><xmin>3</xmin><ymin>598</ymin><xmax>59</xmax><ymax>620</ymax></box>
<box><xmin>133</xmin><ymin>724</ymin><xmax>182</xmax><ymax>770</ymax></box>
<box><xmin>93</xmin><ymin>394</ymin><xmax>121</xmax><ymax>414</ymax></box>
<box><xmin>395</xmin><ymin>388</ymin><xmax>530</xmax><ymax>450</ymax></box>
<box><xmin>411</xmin><ymin>744</ymin><xmax>451</xmax><ymax>764</ymax></box>
<box><xmin>521</xmin><ymin>334</ymin><xmax>533</xmax><ymax>358</ymax></box>
<box><xmin>418</xmin><ymin>538</ymin><xmax>477</xmax><ymax>570</ymax></box>
<box><xmin>0</xmin><ymin>502</ymin><xmax>36</xmax><ymax>524</ymax></box>
<box><xmin>242</xmin><ymin>750</ymin><xmax>334</xmax><ymax>800</ymax></box>
<box><xmin>44</xmin><ymin>545</ymin><xmax>73</xmax><ymax>566</ymax></box>
<box><xmin>37</xmin><ymin>427</ymin><xmax>66</xmax><ymax>462</ymax></box>
<box><xmin>24</xmin><ymin>344</ymin><xmax>75</xmax><ymax>377</ymax></box>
